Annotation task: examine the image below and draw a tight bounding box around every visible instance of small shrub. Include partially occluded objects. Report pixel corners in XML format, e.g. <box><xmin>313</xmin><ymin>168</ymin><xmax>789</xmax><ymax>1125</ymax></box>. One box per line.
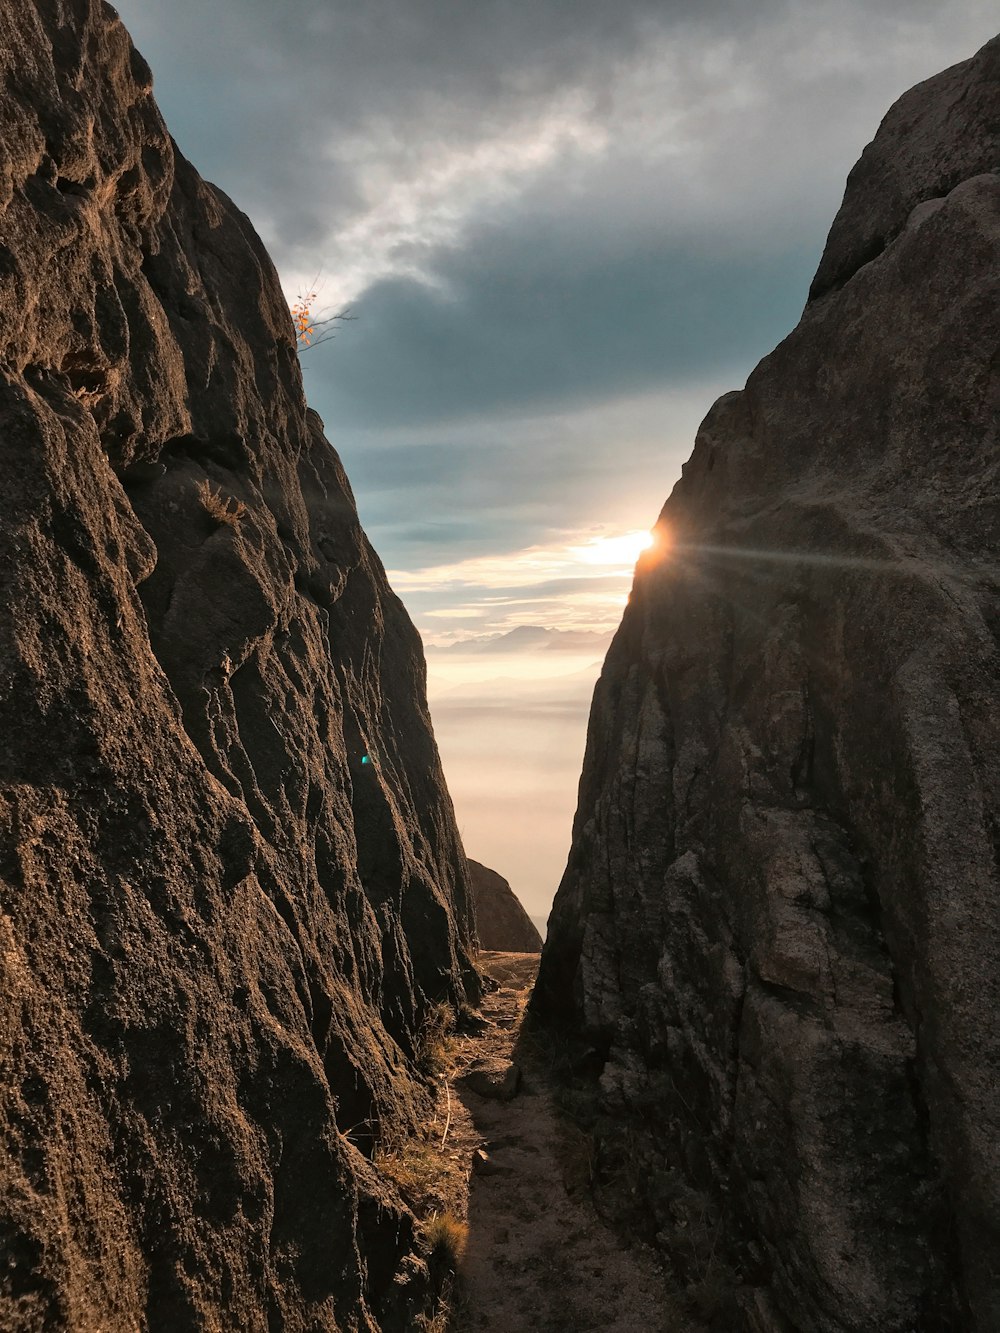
<box><xmin>197</xmin><ymin>478</ymin><xmax>246</xmax><ymax>529</ymax></box>
<box><xmin>290</xmin><ymin>283</ymin><xmax>355</xmax><ymax>350</ymax></box>
<box><xmin>421</xmin><ymin>1210</ymin><xmax>468</xmax><ymax>1275</ymax></box>
<box><xmin>413</xmin><ymin>1273</ymin><xmax>469</xmax><ymax>1333</ymax></box>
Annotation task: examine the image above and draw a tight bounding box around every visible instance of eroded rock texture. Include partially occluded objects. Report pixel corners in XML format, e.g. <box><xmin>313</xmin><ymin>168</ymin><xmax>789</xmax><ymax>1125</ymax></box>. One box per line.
<box><xmin>0</xmin><ymin>3</ymin><xmax>477</xmax><ymax>1329</ymax></box>
<box><xmin>468</xmin><ymin>860</ymin><xmax>542</xmax><ymax>953</ymax></box>
<box><xmin>535</xmin><ymin>36</ymin><xmax>1000</xmax><ymax>1333</ymax></box>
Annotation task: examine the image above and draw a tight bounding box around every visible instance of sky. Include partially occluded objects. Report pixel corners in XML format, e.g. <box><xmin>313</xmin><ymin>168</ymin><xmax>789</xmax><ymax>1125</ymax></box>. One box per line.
<box><xmin>116</xmin><ymin>0</ymin><xmax>996</xmax><ymax>926</ymax></box>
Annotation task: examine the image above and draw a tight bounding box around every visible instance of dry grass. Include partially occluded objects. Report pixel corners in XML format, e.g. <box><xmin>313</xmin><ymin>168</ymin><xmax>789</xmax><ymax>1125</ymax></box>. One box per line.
<box><xmin>422</xmin><ymin>1210</ymin><xmax>468</xmax><ymax>1271</ymax></box>
<box><xmin>197</xmin><ymin>478</ymin><xmax>246</xmax><ymax>529</ymax></box>
<box><xmin>418</xmin><ymin>1211</ymin><xmax>468</xmax><ymax>1331</ymax></box>
<box><xmin>376</xmin><ymin>1134</ymin><xmax>472</xmax><ymax>1333</ymax></box>
<box><xmin>413</xmin><ymin>1272</ymin><xmax>472</xmax><ymax>1333</ymax></box>
<box><xmin>374</xmin><ymin>1087</ymin><xmax>469</xmax><ymax>1223</ymax></box>
<box><xmin>375</xmin><ymin>1139</ymin><xmax>452</xmax><ymax>1216</ymax></box>
<box><xmin>375</xmin><ymin>1105</ymin><xmax>472</xmax><ymax>1332</ymax></box>
<box><xmin>416</xmin><ymin>1000</ymin><xmax>457</xmax><ymax>1078</ymax></box>
<box><xmin>413</xmin><ymin>1301</ymin><xmax>452</xmax><ymax>1333</ymax></box>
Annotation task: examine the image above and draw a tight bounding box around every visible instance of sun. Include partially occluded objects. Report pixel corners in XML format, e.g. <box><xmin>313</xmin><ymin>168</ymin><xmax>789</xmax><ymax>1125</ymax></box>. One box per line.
<box><xmin>570</xmin><ymin>529</ymin><xmax>656</xmax><ymax>568</ymax></box>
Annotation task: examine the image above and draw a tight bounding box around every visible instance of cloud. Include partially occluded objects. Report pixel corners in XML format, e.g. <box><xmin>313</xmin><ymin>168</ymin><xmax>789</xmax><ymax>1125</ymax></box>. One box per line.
<box><xmin>322</xmin><ymin>381</ymin><xmax>714</xmax><ymax>572</ymax></box>
<box><xmin>379</xmin><ymin>518</ymin><xmax>663</xmax><ymax>643</ymax></box>
<box><xmin>396</xmin><ymin>574</ymin><xmax>635</xmax><ymax>643</ymax></box>
<box><xmin>119</xmin><ymin>0</ymin><xmax>996</xmax><ymax>312</ymax></box>
<box><xmin>120</xmin><ymin>0</ymin><xmax>998</xmax><ymax>451</ymax></box>
<box><xmin>426</xmin><ymin>651</ymin><xmax>601</xmax><ymax>915</ymax></box>
<box><xmin>388</xmin><ymin>532</ymin><xmax>649</xmax><ymax>595</ymax></box>
<box><xmin>116</xmin><ymin>0</ymin><xmax>1000</xmax><ymax>617</ymax></box>
<box><xmin>303</xmin><ymin>228</ymin><xmax>819</xmax><ymax>428</ymax></box>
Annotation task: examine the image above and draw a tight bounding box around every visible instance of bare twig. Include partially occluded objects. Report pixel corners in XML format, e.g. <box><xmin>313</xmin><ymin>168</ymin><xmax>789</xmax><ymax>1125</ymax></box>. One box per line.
<box><xmin>300</xmin><ymin>309</ymin><xmax>356</xmax><ymax>349</ymax></box>
<box><xmin>439</xmin><ymin>1081</ymin><xmax>452</xmax><ymax>1152</ymax></box>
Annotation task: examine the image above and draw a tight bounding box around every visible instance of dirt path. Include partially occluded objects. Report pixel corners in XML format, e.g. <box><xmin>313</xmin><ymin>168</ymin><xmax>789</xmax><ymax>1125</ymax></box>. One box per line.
<box><xmin>448</xmin><ymin>952</ymin><xmax>692</xmax><ymax>1333</ymax></box>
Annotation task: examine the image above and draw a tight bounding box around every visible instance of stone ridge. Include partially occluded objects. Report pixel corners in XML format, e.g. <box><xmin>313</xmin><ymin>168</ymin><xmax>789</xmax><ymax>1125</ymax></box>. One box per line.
<box><xmin>809</xmin><ymin>34</ymin><xmax>1000</xmax><ymax>301</ymax></box>
<box><xmin>0</xmin><ymin>3</ymin><xmax>476</xmax><ymax>1330</ymax></box>
<box><xmin>468</xmin><ymin>859</ymin><xmax>543</xmax><ymax>953</ymax></box>
<box><xmin>535</xmin><ymin>34</ymin><xmax>1000</xmax><ymax>1333</ymax></box>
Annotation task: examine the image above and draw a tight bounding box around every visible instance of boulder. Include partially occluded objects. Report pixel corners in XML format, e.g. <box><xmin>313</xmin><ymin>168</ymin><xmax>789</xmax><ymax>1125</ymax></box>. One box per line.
<box><xmin>469</xmin><ymin>859</ymin><xmax>543</xmax><ymax>952</ymax></box>
<box><xmin>535</xmin><ymin>34</ymin><xmax>1000</xmax><ymax>1333</ymax></box>
<box><xmin>0</xmin><ymin>3</ymin><xmax>475</xmax><ymax>1329</ymax></box>
<box><xmin>457</xmin><ymin>1060</ymin><xmax>522</xmax><ymax>1102</ymax></box>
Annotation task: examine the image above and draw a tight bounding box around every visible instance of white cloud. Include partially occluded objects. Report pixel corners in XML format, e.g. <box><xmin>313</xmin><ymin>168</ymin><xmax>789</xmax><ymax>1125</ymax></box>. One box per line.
<box><xmin>287</xmin><ymin>94</ymin><xmax>610</xmax><ymax>307</ymax></box>
<box><xmin>386</xmin><ymin>523</ymin><xmax>654</xmax><ymax>644</ymax></box>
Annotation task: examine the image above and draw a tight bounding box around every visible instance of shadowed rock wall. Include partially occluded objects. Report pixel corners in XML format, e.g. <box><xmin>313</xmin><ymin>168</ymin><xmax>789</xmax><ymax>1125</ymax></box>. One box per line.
<box><xmin>535</xmin><ymin>36</ymin><xmax>1000</xmax><ymax>1333</ymax></box>
<box><xmin>0</xmin><ymin>2</ymin><xmax>477</xmax><ymax>1328</ymax></box>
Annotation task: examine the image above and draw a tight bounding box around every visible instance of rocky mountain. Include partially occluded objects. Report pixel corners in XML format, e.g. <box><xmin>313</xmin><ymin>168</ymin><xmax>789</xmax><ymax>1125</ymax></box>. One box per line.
<box><xmin>534</xmin><ymin>36</ymin><xmax>1000</xmax><ymax>1333</ymax></box>
<box><xmin>468</xmin><ymin>860</ymin><xmax>543</xmax><ymax>953</ymax></box>
<box><xmin>0</xmin><ymin>3</ymin><xmax>477</xmax><ymax>1329</ymax></box>
<box><xmin>428</xmin><ymin>626</ymin><xmax>612</xmax><ymax>655</ymax></box>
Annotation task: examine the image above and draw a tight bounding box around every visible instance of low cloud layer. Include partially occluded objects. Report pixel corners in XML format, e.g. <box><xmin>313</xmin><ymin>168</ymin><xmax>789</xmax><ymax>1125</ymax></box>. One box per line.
<box><xmin>427</xmin><ymin>657</ymin><xmax>602</xmax><ymax>918</ymax></box>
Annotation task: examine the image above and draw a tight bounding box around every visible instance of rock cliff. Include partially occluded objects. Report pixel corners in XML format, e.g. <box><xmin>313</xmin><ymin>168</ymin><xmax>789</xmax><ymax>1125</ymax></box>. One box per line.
<box><xmin>468</xmin><ymin>860</ymin><xmax>542</xmax><ymax>953</ymax></box>
<box><xmin>0</xmin><ymin>3</ymin><xmax>477</xmax><ymax>1329</ymax></box>
<box><xmin>535</xmin><ymin>36</ymin><xmax>1000</xmax><ymax>1333</ymax></box>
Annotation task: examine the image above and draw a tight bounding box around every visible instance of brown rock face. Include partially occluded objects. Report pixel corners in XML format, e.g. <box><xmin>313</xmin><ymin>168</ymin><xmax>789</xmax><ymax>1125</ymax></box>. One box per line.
<box><xmin>468</xmin><ymin>859</ymin><xmax>542</xmax><ymax>952</ymax></box>
<box><xmin>535</xmin><ymin>36</ymin><xmax>1000</xmax><ymax>1333</ymax></box>
<box><xmin>0</xmin><ymin>3</ymin><xmax>476</xmax><ymax>1329</ymax></box>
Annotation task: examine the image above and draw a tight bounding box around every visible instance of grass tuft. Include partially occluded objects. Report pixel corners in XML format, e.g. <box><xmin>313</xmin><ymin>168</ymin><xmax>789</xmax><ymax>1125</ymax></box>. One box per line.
<box><xmin>421</xmin><ymin>1210</ymin><xmax>468</xmax><ymax>1273</ymax></box>
<box><xmin>413</xmin><ymin>1272</ymin><xmax>470</xmax><ymax>1333</ymax></box>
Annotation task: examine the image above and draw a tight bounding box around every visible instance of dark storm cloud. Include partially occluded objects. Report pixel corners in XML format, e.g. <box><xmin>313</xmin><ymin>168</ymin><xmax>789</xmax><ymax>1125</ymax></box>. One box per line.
<box><xmin>310</xmin><ymin>227</ymin><xmax>819</xmax><ymax>428</ymax></box>
<box><xmin>118</xmin><ymin>0</ymin><xmax>962</xmax><ymax>265</ymax></box>
<box><xmin>122</xmin><ymin>0</ymin><xmax>765</xmax><ymax>152</ymax></box>
<box><xmin>118</xmin><ymin>0</ymin><xmax>721</xmax><ymax>244</ymax></box>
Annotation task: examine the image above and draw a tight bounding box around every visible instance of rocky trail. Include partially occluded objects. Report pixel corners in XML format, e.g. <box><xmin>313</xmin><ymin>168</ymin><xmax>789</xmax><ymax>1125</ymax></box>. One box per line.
<box><xmin>432</xmin><ymin>953</ymin><xmax>691</xmax><ymax>1332</ymax></box>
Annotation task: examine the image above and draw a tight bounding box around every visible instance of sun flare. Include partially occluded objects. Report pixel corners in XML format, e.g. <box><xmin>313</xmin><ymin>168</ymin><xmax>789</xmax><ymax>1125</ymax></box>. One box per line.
<box><xmin>390</xmin><ymin>524</ymin><xmax>665</xmax><ymax>646</ymax></box>
<box><xmin>569</xmin><ymin>528</ymin><xmax>655</xmax><ymax>567</ymax></box>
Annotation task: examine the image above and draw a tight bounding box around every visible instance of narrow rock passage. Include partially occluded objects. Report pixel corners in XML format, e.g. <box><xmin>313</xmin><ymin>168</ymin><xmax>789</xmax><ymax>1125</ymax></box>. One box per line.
<box><xmin>453</xmin><ymin>953</ymin><xmax>691</xmax><ymax>1332</ymax></box>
